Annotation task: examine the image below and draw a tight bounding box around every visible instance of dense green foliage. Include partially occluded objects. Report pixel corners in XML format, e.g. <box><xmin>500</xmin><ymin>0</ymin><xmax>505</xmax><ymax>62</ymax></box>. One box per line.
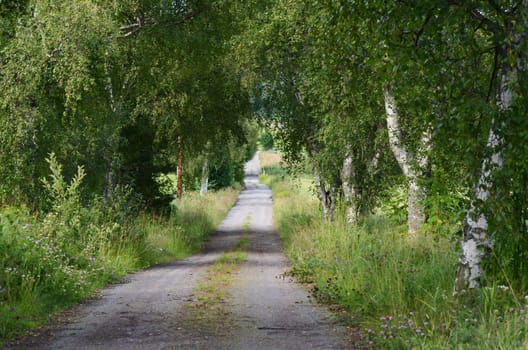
<box><xmin>238</xmin><ymin>1</ymin><xmax>528</xmax><ymax>292</ymax></box>
<box><xmin>2</xmin><ymin>0</ymin><xmax>528</xmax><ymax>346</ymax></box>
<box><xmin>262</xmin><ymin>154</ymin><xmax>528</xmax><ymax>349</ymax></box>
<box><xmin>0</xmin><ymin>157</ymin><xmax>238</xmax><ymax>343</ymax></box>
<box><xmin>0</xmin><ymin>0</ymin><xmax>254</xmax><ymax>208</ymax></box>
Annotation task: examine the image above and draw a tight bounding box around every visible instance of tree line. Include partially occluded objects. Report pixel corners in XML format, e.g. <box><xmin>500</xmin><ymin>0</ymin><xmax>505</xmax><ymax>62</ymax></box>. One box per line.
<box><xmin>1</xmin><ymin>0</ymin><xmax>527</xmax><ymax>295</ymax></box>
<box><xmin>0</xmin><ymin>0</ymin><xmax>256</xmax><ymax>211</ymax></box>
<box><xmin>233</xmin><ymin>0</ymin><xmax>528</xmax><ymax>294</ymax></box>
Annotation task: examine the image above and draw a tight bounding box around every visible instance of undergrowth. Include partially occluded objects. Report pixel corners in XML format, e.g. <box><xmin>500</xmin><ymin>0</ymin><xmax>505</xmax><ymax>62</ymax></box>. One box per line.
<box><xmin>0</xmin><ymin>155</ymin><xmax>238</xmax><ymax>345</ymax></box>
<box><xmin>260</xmin><ymin>152</ymin><xmax>528</xmax><ymax>349</ymax></box>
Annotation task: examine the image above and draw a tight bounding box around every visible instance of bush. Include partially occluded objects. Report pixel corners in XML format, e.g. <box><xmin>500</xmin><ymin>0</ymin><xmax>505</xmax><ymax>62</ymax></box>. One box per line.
<box><xmin>0</xmin><ymin>155</ymin><xmax>145</xmax><ymax>342</ymax></box>
<box><xmin>0</xmin><ymin>155</ymin><xmax>240</xmax><ymax>344</ymax></box>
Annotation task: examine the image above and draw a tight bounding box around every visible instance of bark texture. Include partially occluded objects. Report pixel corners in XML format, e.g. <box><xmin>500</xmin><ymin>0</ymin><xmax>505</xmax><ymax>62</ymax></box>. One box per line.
<box><xmin>341</xmin><ymin>148</ymin><xmax>358</xmax><ymax>224</ymax></box>
<box><xmin>454</xmin><ymin>7</ymin><xmax>528</xmax><ymax>291</ymax></box>
<box><xmin>383</xmin><ymin>84</ymin><xmax>430</xmax><ymax>238</ymax></box>
<box><xmin>454</xmin><ymin>69</ymin><xmax>513</xmax><ymax>293</ymax></box>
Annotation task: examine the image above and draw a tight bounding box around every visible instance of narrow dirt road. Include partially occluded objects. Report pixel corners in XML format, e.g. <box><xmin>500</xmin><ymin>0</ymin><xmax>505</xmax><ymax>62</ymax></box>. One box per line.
<box><xmin>14</xmin><ymin>152</ymin><xmax>355</xmax><ymax>349</ymax></box>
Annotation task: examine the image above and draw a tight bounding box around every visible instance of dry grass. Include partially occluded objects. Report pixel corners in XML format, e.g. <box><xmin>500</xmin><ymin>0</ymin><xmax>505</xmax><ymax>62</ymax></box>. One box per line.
<box><xmin>259</xmin><ymin>151</ymin><xmax>283</xmax><ymax>169</ymax></box>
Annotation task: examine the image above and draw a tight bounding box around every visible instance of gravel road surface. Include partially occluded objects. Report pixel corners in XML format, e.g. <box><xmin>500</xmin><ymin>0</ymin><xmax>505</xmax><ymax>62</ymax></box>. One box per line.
<box><xmin>12</xmin><ymin>152</ymin><xmax>355</xmax><ymax>349</ymax></box>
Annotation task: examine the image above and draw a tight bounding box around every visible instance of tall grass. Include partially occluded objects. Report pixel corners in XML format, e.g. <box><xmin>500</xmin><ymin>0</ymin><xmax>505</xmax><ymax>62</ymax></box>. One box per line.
<box><xmin>260</xmin><ymin>152</ymin><xmax>528</xmax><ymax>349</ymax></box>
<box><xmin>141</xmin><ymin>190</ymin><xmax>239</xmax><ymax>265</ymax></box>
<box><xmin>0</xmin><ymin>157</ymin><xmax>238</xmax><ymax>345</ymax></box>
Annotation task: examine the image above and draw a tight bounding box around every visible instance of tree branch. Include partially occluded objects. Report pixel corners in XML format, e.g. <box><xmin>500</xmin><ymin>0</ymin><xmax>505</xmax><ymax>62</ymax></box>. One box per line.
<box><xmin>488</xmin><ymin>0</ymin><xmax>520</xmax><ymax>15</ymax></box>
<box><xmin>119</xmin><ymin>8</ymin><xmax>204</xmax><ymax>38</ymax></box>
<box><xmin>486</xmin><ymin>46</ymin><xmax>500</xmax><ymax>103</ymax></box>
<box><xmin>467</xmin><ymin>8</ymin><xmax>501</xmax><ymax>33</ymax></box>
<box><xmin>448</xmin><ymin>0</ymin><xmax>501</xmax><ymax>33</ymax></box>
<box><xmin>414</xmin><ymin>12</ymin><xmax>433</xmax><ymax>47</ymax></box>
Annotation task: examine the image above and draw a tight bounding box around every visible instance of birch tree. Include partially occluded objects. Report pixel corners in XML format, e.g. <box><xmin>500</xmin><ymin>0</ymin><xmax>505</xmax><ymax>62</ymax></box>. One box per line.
<box><xmin>453</xmin><ymin>0</ymin><xmax>528</xmax><ymax>292</ymax></box>
<box><xmin>0</xmin><ymin>0</ymin><xmax>255</xmax><ymax>208</ymax></box>
<box><xmin>384</xmin><ymin>84</ymin><xmax>431</xmax><ymax>238</ymax></box>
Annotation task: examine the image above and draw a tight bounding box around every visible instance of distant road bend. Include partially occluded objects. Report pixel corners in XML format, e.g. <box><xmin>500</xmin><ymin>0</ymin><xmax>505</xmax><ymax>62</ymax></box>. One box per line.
<box><xmin>16</xmin><ymin>152</ymin><xmax>353</xmax><ymax>349</ymax></box>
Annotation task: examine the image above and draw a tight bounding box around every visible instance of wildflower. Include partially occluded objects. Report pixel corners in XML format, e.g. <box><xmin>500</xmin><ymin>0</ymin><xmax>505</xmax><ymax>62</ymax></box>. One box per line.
<box><xmin>498</xmin><ymin>285</ymin><xmax>509</xmax><ymax>291</ymax></box>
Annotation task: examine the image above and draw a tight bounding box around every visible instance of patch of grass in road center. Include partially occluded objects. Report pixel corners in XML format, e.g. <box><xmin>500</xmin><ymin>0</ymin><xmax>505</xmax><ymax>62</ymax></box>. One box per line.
<box><xmin>192</xmin><ymin>251</ymin><xmax>246</xmax><ymax>310</ymax></box>
<box><xmin>183</xmin><ymin>215</ymin><xmax>251</xmax><ymax>329</ymax></box>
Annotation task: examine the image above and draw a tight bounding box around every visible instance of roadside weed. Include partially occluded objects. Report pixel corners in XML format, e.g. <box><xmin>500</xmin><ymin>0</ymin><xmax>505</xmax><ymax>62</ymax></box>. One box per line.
<box><xmin>263</xmin><ymin>153</ymin><xmax>528</xmax><ymax>349</ymax></box>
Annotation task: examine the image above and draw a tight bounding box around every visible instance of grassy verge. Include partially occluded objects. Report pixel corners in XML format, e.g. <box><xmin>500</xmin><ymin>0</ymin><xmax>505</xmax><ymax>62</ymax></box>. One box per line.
<box><xmin>260</xmin><ymin>151</ymin><xmax>528</xmax><ymax>349</ymax></box>
<box><xmin>140</xmin><ymin>190</ymin><xmax>240</xmax><ymax>265</ymax></box>
<box><xmin>0</xmin><ymin>162</ymin><xmax>238</xmax><ymax>346</ymax></box>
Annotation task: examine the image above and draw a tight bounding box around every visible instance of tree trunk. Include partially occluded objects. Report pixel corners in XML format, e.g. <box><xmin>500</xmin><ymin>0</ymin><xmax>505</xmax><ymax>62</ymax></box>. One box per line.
<box><xmin>102</xmin><ymin>50</ymin><xmax>118</xmax><ymax>200</ymax></box>
<box><xmin>383</xmin><ymin>84</ymin><xmax>430</xmax><ymax>238</ymax></box>
<box><xmin>313</xmin><ymin>168</ymin><xmax>331</xmax><ymax>221</ymax></box>
<box><xmin>309</xmin><ymin>142</ymin><xmax>338</xmax><ymax>221</ymax></box>
<box><xmin>454</xmin><ymin>65</ymin><xmax>513</xmax><ymax>293</ymax></box>
<box><xmin>313</xmin><ymin>166</ymin><xmax>339</xmax><ymax>221</ymax></box>
<box><xmin>200</xmin><ymin>157</ymin><xmax>209</xmax><ymax>197</ymax></box>
<box><xmin>176</xmin><ymin>135</ymin><xmax>183</xmax><ymax>200</ymax></box>
<box><xmin>341</xmin><ymin>148</ymin><xmax>358</xmax><ymax>224</ymax></box>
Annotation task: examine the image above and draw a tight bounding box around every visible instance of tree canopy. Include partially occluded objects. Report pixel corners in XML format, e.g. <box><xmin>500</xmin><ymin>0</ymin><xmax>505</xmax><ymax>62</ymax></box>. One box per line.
<box><xmin>1</xmin><ymin>0</ymin><xmax>528</xmax><ymax>292</ymax></box>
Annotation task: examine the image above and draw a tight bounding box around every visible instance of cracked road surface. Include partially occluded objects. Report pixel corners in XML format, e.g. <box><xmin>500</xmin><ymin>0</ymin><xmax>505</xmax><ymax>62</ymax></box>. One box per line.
<box><xmin>14</xmin><ymin>152</ymin><xmax>354</xmax><ymax>349</ymax></box>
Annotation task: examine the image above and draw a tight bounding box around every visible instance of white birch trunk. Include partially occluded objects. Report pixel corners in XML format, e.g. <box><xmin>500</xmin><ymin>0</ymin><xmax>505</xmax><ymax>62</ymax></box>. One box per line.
<box><xmin>104</xmin><ymin>51</ymin><xmax>117</xmax><ymax>114</ymax></box>
<box><xmin>383</xmin><ymin>84</ymin><xmax>430</xmax><ymax>238</ymax></box>
<box><xmin>454</xmin><ymin>65</ymin><xmax>514</xmax><ymax>293</ymax></box>
<box><xmin>103</xmin><ymin>50</ymin><xmax>117</xmax><ymax>199</ymax></box>
<box><xmin>341</xmin><ymin>148</ymin><xmax>358</xmax><ymax>224</ymax></box>
<box><xmin>454</xmin><ymin>7</ymin><xmax>528</xmax><ymax>291</ymax></box>
<box><xmin>200</xmin><ymin>157</ymin><xmax>209</xmax><ymax>197</ymax></box>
